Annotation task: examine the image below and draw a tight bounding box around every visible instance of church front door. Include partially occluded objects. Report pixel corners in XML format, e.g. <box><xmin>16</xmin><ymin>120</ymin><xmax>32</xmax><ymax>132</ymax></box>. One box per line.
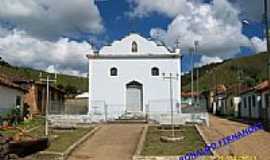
<box><xmin>126</xmin><ymin>81</ymin><xmax>143</xmax><ymax>113</ymax></box>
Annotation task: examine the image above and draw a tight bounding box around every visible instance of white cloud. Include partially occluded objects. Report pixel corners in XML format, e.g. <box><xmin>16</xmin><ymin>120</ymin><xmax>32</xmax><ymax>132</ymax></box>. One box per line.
<box><xmin>0</xmin><ymin>0</ymin><xmax>104</xmax><ymax>40</ymax></box>
<box><xmin>250</xmin><ymin>37</ymin><xmax>267</xmax><ymax>53</ymax></box>
<box><xmin>127</xmin><ymin>0</ymin><xmax>191</xmax><ymax>18</ymax></box>
<box><xmin>0</xmin><ymin>26</ymin><xmax>11</xmax><ymax>37</ymax></box>
<box><xmin>129</xmin><ymin>0</ymin><xmax>251</xmax><ymax>59</ymax></box>
<box><xmin>0</xmin><ymin>29</ymin><xmax>92</xmax><ymax>76</ymax></box>
<box><xmin>195</xmin><ymin>55</ymin><xmax>223</xmax><ymax>67</ymax></box>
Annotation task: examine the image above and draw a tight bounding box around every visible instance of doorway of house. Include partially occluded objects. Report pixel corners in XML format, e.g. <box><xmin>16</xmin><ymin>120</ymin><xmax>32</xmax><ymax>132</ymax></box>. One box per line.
<box><xmin>126</xmin><ymin>81</ymin><xmax>143</xmax><ymax>113</ymax></box>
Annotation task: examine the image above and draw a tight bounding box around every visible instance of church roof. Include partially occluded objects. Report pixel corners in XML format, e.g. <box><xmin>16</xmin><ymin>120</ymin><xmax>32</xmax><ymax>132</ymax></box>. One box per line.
<box><xmin>87</xmin><ymin>33</ymin><xmax>179</xmax><ymax>58</ymax></box>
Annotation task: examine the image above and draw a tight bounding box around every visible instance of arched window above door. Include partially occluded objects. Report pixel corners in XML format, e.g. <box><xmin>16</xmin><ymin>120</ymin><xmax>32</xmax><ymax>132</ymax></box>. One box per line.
<box><xmin>132</xmin><ymin>41</ymin><xmax>138</xmax><ymax>52</ymax></box>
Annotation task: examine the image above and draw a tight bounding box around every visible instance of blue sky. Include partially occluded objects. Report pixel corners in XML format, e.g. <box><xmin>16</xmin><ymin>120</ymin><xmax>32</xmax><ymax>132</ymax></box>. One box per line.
<box><xmin>95</xmin><ymin>0</ymin><xmax>172</xmax><ymax>43</ymax></box>
<box><xmin>95</xmin><ymin>0</ymin><xmax>266</xmax><ymax>72</ymax></box>
<box><xmin>0</xmin><ymin>0</ymin><xmax>267</xmax><ymax>76</ymax></box>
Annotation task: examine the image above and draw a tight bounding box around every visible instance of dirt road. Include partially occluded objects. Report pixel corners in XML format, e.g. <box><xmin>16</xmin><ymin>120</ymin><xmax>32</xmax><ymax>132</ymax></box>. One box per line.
<box><xmin>199</xmin><ymin>115</ymin><xmax>270</xmax><ymax>160</ymax></box>
<box><xmin>67</xmin><ymin>124</ymin><xmax>144</xmax><ymax>160</ymax></box>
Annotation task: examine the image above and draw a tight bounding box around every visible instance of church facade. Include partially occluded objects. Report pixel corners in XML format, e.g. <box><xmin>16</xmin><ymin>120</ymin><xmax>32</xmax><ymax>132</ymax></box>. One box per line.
<box><xmin>87</xmin><ymin>33</ymin><xmax>181</xmax><ymax>122</ymax></box>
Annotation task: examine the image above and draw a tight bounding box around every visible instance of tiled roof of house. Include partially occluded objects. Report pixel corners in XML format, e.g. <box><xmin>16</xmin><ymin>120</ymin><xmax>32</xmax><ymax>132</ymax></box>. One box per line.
<box><xmin>211</xmin><ymin>84</ymin><xmax>226</xmax><ymax>94</ymax></box>
<box><xmin>226</xmin><ymin>84</ymin><xmax>251</xmax><ymax>95</ymax></box>
<box><xmin>14</xmin><ymin>80</ymin><xmax>65</xmax><ymax>94</ymax></box>
<box><xmin>0</xmin><ymin>74</ymin><xmax>26</xmax><ymax>92</ymax></box>
<box><xmin>255</xmin><ymin>80</ymin><xmax>269</xmax><ymax>92</ymax></box>
<box><xmin>181</xmin><ymin>91</ymin><xmax>200</xmax><ymax>98</ymax></box>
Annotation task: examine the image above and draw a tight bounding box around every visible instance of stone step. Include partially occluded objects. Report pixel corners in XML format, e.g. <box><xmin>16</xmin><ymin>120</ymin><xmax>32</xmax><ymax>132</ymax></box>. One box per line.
<box><xmin>107</xmin><ymin>119</ymin><xmax>148</xmax><ymax>124</ymax></box>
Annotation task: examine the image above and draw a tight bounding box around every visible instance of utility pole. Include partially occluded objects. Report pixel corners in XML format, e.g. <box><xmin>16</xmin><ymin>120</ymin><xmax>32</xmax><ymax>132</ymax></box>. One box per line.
<box><xmin>194</xmin><ymin>40</ymin><xmax>199</xmax><ymax>107</ymax></box>
<box><xmin>40</xmin><ymin>73</ymin><xmax>57</xmax><ymax>136</ymax></box>
<box><xmin>264</xmin><ymin>0</ymin><xmax>270</xmax><ymax>130</ymax></box>
<box><xmin>189</xmin><ymin>48</ymin><xmax>194</xmax><ymax>105</ymax></box>
<box><xmin>162</xmin><ymin>73</ymin><xmax>179</xmax><ymax>138</ymax></box>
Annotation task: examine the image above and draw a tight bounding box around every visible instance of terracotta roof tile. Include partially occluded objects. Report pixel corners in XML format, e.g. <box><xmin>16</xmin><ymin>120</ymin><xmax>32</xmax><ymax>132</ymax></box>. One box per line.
<box><xmin>0</xmin><ymin>74</ymin><xmax>26</xmax><ymax>92</ymax></box>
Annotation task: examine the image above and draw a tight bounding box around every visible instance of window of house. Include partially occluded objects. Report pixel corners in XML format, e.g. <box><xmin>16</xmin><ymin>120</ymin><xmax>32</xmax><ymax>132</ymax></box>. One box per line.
<box><xmin>244</xmin><ymin>97</ymin><xmax>247</xmax><ymax>108</ymax></box>
<box><xmin>265</xmin><ymin>93</ymin><xmax>270</xmax><ymax>109</ymax></box>
<box><xmin>132</xmin><ymin>41</ymin><xmax>138</xmax><ymax>52</ymax></box>
<box><xmin>248</xmin><ymin>96</ymin><xmax>252</xmax><ymax>108</ymax></box>
<box><xmin>16</xmin><ymin>96</ymin><xmax>21</xmax><ymax>107</ymax></box>
<box><xmin>110</xmin><ymin>67</ymin><xmax>118</xmax><ymax>76</ymax></box>
<box><xmin>151</xmin><ymin>67</ymin><xmax>159</xmax><ymax>76</ymax></box>
<box><xmin>252</xmin><ymin>95</ymin><xmax>256</xmax><ymax>107</ymax></box>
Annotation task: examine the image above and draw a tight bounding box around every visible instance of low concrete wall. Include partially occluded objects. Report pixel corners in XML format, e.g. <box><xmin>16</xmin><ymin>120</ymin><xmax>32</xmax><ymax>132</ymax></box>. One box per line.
<box><xmin>149</xmin><ymin>113</ymin><xmax>209</xmax><ymax>126</ymax></box>
<box><xmin>48</xmin><ymin>112</ymin><xmax>209</xmax><ymax>127</ymax></box>
<box><xmin>48</xmin><ymin>115</ymin><xmax>92</xmax><ymax>125</ymax></box>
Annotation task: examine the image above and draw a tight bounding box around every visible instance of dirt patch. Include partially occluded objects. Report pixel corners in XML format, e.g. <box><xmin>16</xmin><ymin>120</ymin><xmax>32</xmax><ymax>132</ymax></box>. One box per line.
<box><xmin>68</xmin><ymin>124</ymin><xmax>144</xmax><ymax>160</ymax></box>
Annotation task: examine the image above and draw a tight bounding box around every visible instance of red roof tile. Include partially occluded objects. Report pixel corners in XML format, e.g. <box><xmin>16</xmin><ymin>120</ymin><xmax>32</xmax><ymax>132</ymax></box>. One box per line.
<box><xmin>0</xmin><ymin>74</ymin><xmax>26</xmax><ymax>92</ymax></box>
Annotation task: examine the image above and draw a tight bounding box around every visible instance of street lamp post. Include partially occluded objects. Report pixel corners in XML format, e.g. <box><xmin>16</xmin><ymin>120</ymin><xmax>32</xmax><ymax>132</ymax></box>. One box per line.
<box><xmin>264</xmin><ymin>0</ymin><xmax>270</xmax><ymax>130</ymax></box>
<box><xmin>40</xmin><ymin>73</ymin><xmax>57</xmax><ymax>136</ymax></box>
<box><xmin>162</xmin><ymin>73</ymin><xmax>179</xmax><ymax>138</ymax></box>
<box><xmin>194</xmin><ymin>41</ymin><xmax>199</xmax><ymax>107</ymax></box>
<box><xmin>189</xmin><ymin>48</ymin><xmax>194</xmax><ymax>105</ymax></box>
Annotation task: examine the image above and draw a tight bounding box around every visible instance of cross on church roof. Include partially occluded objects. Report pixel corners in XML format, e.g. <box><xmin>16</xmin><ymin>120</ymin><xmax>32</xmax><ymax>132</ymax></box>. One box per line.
<box><xmin>128</xmin><ymin>17</ymin><xmax>138</xmax><ymax>33</ymax></box>
<box><xmin>175</xmin><ymin>38</ymin><xmax>181</xmax><ymax>49</ymax></box>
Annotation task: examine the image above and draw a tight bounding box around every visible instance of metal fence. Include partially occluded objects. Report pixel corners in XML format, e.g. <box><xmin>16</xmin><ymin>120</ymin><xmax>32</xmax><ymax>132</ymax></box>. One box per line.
<box><xmin>47</xmin><ymin>98</ymin><xmax>209</xmax><ymax>125</ymax></box>
<box><xmin>48</xmin><ymin>99</ymin><xmax>88</xmax><ymax>115</ymax></box>
<box><xmin>181</xmin><ymin>98</ymin><xmax>208</xmax><ymax>113</ymax></box>
<box><xmin>91</xmin><ymin>100</ymin><xmax>127</xmax><ymax>122</ymax></box>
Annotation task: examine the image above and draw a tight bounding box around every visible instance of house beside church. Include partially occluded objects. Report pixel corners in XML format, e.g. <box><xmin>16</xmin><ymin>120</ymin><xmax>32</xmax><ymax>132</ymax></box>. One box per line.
<box><xmin>87</xmin><ymin>33</ymin><xmax>181</xmax><ymax>122</ymax></box>
<box><xmin>14</xmin><ymin>80</ymin><xmax>65</xmax><ymax>115</ymax></box>
<box><xmin>0</xmin><ymin>75</ymin><xmax>25</xmax><ymax>116</ymax></box>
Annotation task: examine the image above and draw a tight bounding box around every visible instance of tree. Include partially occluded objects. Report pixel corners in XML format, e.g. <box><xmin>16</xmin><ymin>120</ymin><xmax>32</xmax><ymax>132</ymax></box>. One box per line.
<box><xmin>64</xmin><ymin>85</ymin><xmax>78</xmax><ymax>94</ymax></box>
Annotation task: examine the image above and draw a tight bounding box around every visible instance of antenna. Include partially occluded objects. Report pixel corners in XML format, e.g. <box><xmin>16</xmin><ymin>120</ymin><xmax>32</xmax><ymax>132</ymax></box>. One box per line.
<box><xmin>55</xmin><ymin>73</ymin><xmax>57</xmax><ymax>80</ymax></box>
<box><xmin>176</xmin><ymin>38</ymin><xmax>181</xmax><ymax>49</ymax></box>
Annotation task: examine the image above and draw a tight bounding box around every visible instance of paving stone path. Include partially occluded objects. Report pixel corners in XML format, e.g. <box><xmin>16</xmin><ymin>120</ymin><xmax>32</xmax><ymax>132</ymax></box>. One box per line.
<box><xmin>67</xmin><ymin>124</ymin><xmax>144</xmax><ymax>160</ymax></box>
<box><xmin>199</xmin><ymin>115</ymin><xmax>270</xmax><ymax>160</ymax></box>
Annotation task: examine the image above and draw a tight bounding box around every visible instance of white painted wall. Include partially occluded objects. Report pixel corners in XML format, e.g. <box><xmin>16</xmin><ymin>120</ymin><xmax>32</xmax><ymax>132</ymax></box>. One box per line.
<box><xmin>89</xmin><ymin>59</ymin><xmax>180</xmax><ymax>114</ymax></box>
<box><xmin>0</xmin><ymin>85</ymin><xmax>24</xmax><ymax>115</ymax></box>
<box><xmin>99</xmin><ymin>33</ymin><xmax>173</xmax><ymax>55</ymax></box>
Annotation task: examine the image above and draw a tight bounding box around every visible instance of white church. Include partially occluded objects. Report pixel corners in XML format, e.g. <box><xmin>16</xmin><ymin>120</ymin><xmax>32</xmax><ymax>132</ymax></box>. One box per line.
<box><xmin>87</xmin><ymin>33</ymin><xmax>183</xmax><ymax>122</ymax></box>
<box><xmin>48</xmin><ymin>33</ymin><xmax>208</xmax><ymax>125</ymax></box>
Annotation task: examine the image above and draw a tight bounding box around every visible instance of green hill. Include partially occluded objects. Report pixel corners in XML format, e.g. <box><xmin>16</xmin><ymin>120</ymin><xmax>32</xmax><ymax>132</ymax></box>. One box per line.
<box><xmin>0</xmin><ymin>59</ymin><xmax>88</xmax><ymax>94</ymax></box>
<box><xmin>182</xmin><ymin>52</ymin><xmax>269</xmax><ymax>92</ymax></box>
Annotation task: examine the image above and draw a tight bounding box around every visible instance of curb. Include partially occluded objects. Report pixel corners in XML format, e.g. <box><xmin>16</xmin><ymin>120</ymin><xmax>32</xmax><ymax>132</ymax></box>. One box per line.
<box><xmin>39</xmin><ymin>126</ymin><xmax>101</xmax><ymax>160</ymax></box>
<box><xmin>195</xmin><ymin>125</ymin><xmax>218</xmax><ymax>157</ymax></box>
<box><xmin>135</xmin><ymin>125</ymin><xmax>148</xmax><ymax>156</ymax></box>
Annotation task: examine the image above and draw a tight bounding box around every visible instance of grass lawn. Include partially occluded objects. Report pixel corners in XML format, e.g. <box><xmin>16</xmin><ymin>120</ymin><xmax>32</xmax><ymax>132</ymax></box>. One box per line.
<box><xmin>1</xmin><ymin>117</ymin><xmax>93</xmax><ymax>154</ymax></box>
<box><xmin>29</xmin><ymin>126</ymin><xmax>93</xmax><ymax>152</ymax></box>
<box><xmin>141</xmin><ymin>126</ymin><xmax>205</xmax><ymax>156</ymax></box>
<box><xmin>28</xmin><ymin>126</ymin><xmax>93</xmax><ymax>160</ymax></box>
<box><xmin>18</xmin><ymin>117</ymin><xmax>45</xmax><ymax>130</ymax></box>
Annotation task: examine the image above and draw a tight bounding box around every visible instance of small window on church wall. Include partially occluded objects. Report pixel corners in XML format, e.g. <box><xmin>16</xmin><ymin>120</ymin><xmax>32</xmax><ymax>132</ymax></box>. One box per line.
<box><xmin>151</xmin><ymin>67</ymin><xmax>159</xmax><ymax>76</ymax></box>
<box><xmin>132</xmin><ymin>41</ymin><xmax>138</xmax><ymax>52</ymax></box>
<box><xmin>110</xmin><ymin>67</ymin><xmax>118</xmax><ymax>76</ymax></box>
